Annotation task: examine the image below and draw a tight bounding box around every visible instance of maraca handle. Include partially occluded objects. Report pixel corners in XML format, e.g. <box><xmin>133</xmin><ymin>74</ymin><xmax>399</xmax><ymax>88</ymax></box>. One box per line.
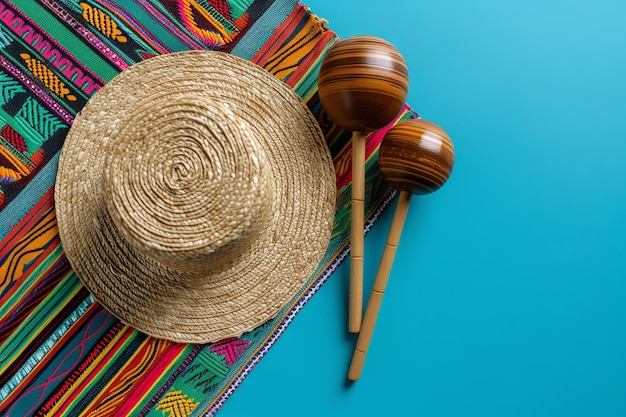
<box><xmin>348</xmin><ymin>190</ymin><xmax>412</xmax><ymax>380</ymax></box>
<box><xmin>349</xmin><ymin>131</ymin><xmax>366</xmax><ymax>333</ymax></box>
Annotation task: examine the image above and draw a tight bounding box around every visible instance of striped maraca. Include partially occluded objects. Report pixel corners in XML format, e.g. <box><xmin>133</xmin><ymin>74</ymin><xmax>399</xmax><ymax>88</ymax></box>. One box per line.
<box><xmin>348</xmin><ymin>119</ymin><xmax>455</xmax><ymax>380</ymax></box>
<box><xmin>318</xmin><ymin>36</ymin><xmax>409</xmax><ymax>332</ymax></box>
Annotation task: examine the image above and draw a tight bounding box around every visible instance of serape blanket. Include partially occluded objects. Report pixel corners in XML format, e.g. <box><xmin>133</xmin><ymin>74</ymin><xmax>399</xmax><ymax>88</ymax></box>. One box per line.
<box><xmin>0</xmin><ymin>0</ymin><xmax>417</xmax><ymax>415</ymax></box>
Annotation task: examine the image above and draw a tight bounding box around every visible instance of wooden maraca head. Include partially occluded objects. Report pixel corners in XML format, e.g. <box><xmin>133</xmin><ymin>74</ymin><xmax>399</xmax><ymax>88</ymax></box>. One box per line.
<box><xmin>318</xmin><ymin>36</ymin><xmax>409</xmax><ymax>132</ymax></box>
<box><xmin>378</xmin><ymin>119</ymin><xmax>455</xmax><ymax>195</ymax></box>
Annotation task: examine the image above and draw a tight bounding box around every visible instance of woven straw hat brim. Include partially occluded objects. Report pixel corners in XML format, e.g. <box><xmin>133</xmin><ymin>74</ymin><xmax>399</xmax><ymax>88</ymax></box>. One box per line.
<box><xmin>55</xmin><ymin>51</ymin><xmax>336</xmax><ymax>343</ymax></box>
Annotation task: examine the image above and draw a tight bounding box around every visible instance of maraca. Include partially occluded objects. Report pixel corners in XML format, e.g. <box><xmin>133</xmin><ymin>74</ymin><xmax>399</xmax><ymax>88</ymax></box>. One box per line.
<box><xmin>347</xmin><ymin>119</ymin><xmax>455</xmax><ymax>380</ymax></box>
<box><xmin>318</xmin><ymin>36</ymin><xmax>409</xmax><ymax>332</ymax></box>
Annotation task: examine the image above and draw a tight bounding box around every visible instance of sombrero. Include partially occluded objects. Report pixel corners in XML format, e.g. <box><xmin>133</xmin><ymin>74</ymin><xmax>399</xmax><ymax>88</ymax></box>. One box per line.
<box><xmin>55</xmin><ymin>50</ymin><xmax>336</xmax><ymax>344</ymax></box>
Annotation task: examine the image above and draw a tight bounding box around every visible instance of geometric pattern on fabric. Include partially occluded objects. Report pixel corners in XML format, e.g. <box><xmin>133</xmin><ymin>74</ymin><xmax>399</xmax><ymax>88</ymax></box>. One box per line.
<box><xmin>0</xmin><ymin>0</ymin><xmax>418</xmax><ymax>415</ymax></box>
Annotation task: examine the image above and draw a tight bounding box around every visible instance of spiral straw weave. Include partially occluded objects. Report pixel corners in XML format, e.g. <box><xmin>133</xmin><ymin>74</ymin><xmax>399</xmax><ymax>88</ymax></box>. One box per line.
<box><xmin>55</xmin><ymin>51</ymin><xmax>336</xmax><ymax>343</ymax></box>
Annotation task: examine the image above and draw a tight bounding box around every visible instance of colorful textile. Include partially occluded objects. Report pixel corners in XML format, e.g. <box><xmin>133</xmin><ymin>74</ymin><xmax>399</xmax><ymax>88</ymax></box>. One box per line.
<box><xmin>0</xmin><ymin>0</ymin><xmax>417</xmax><ymax>415</ymax></box>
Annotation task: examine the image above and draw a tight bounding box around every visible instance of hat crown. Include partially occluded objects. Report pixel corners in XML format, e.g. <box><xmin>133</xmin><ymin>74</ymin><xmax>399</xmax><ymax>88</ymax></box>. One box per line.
<box><xmin>103</xmin><ymin>95</ymin><xmax>273</xmax><ymax>273</ymax></box>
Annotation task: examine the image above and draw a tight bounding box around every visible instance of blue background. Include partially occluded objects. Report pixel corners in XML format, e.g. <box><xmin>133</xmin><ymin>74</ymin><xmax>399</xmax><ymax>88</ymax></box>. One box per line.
<box><xmin>221</xmin><ymin>1</ymin><xmax>626</xmax><ymax>416</ymax></box>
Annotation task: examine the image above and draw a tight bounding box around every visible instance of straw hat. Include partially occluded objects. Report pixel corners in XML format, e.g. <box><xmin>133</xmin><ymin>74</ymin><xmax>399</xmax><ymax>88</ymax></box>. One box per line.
<box><xmin>55</xmin><ymin>51</ymin><xmax>336</xmax><ymax>343</ymax></box>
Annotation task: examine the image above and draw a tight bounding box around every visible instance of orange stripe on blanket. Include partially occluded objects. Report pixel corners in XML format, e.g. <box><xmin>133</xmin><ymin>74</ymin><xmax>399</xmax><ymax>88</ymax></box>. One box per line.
<box><xmin>45</xmin><ymin>325</ymin><xmax>136</xmax><ymax>416</ymax></box>
<box><xmin>0</xmin><ymin>189</ymin><xmax>57</xmax><ymax>295</ymax></box>
<box><xmin>113</xmin><ymin>341</ymin><xmax>189</xmax><ymax>416</ymax></box>
<box><xmin>81</xmin><ymin>338</ymin><xmax>177</xmax><ymax>416</ymax></box>
<box><xmin>0</xmin><ymin>145</ymin><xmax>32</xmax><ymax>178</ymax></box>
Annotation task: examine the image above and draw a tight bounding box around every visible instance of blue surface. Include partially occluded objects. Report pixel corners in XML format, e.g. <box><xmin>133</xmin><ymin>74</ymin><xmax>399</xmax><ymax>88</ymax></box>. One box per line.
<box><xmin>219</xmin><ymin>1</ymin><xmax>626</xmax><ymax>416</ymax></box>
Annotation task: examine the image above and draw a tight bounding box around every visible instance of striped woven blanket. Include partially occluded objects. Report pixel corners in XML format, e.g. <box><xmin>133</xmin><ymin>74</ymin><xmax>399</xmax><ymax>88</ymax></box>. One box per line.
<box><xmin>0</xmin><ymin>1</ymin><xmax>416</xmax><ymax>415</ymax></box>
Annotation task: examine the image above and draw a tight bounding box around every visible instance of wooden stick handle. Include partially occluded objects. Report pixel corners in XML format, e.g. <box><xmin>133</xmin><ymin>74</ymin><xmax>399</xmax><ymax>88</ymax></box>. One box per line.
<box><xmin>348</xmin><ymin>190</ymin><xmax>412</xmax><ymax>380</ymax></box>
<box><xmin>349</xmin><ymin>131</ymin><xmax>366</xmax><ymax>333</ymax></box>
